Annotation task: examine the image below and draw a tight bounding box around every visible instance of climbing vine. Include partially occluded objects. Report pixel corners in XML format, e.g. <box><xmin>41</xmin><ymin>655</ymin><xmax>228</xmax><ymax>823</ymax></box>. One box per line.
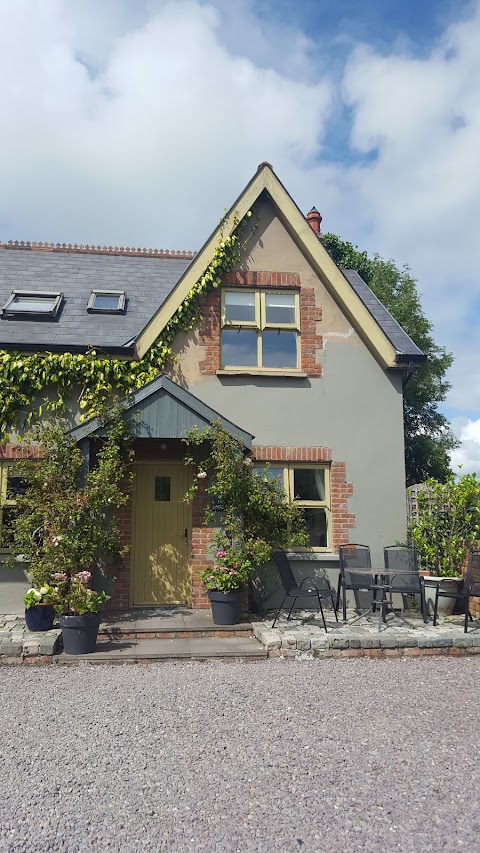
<box><xmin>0</xmin><ymin>212</ymin><xmax>253</xmax><ymax>434</ymax></box>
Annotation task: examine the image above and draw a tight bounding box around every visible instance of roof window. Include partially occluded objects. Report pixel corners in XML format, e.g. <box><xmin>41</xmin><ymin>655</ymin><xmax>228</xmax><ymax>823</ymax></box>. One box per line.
<box><xmin>2</xmin><ymin>291</ymin><xmax>63</xmax><ymax>318</ymax></box>
<box><xmin>87</xmin><ymin>290</ymin><xmax>126</xmax><ymax>313</ymax></box>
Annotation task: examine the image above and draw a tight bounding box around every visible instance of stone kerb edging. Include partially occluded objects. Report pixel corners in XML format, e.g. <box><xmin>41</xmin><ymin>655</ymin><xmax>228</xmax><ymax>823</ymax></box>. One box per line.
<box><xmin>0</xmin><ymin>616</ymin><xmax>61</xmax><ymax>662</ymax></box>
<box><xmin>252</xmin><ymin>620</ymin><xmax>480</xmax><ymax>659</ymax></box>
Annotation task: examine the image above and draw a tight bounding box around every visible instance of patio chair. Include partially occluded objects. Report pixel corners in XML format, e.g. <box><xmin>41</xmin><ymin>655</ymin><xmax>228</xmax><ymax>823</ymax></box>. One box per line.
<box><xmin>433</xmin><ymin>551</ymin><xmax>480</xmax><ymax>632</ymax></box>
<box><xmin>271</xmin><ymin>550</ymin><xmax>338</xmax><ymax>632</ymax></box>
<box><xmin>383</xmin><ymin>545</ymin><xmax>428</xmax><ymax>624</ymax></box>
<box><xmin>336</xmin><ymin>544</ymin><xmax>372</xmax><ymax>622</ymax></box>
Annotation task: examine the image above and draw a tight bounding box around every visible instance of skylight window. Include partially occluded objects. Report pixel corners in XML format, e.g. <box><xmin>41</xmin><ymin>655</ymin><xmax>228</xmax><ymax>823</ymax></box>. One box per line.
<box><xmin>87</xmin><ymin>290</ymin><xmax>126</xmax><ymax>313</ymax></box>
<box><xmin>2</xmin><ymin>291</ymin><xmax>63</xmax><ymax>318</ymax></box>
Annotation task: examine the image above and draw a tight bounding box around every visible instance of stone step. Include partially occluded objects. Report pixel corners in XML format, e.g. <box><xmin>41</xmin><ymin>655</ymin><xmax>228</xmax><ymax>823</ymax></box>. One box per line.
<box><xmin>53</xmin><ymin>636</ymin><xmax>267</xmax><ymax>665</ymax></box>
<box><xmin>98</xmin><ymin>625</ymin><xmax>253</xmax><ymax>641</ymax></box>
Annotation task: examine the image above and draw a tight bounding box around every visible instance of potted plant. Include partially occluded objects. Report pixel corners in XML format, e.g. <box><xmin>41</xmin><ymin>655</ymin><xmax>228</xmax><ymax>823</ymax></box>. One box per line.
<box><xmin>408</xmin><ymin>473</ymin><xmax>480</xmax><ymax>615</ymax></box>
<box><xmin>184</xmin><ymin>421</ymin><xmax>308</xmax><ymax>624</ymax></box>
<box><xmin>23</xmin><ymin>583</ymin><xmax>58</xmax><ymax>631</ymax></box>
<box><xmin>50</xmin><ymin>570</ymin><xmax>110</xmax><ymax>654</ymax></box>
<box><xmin>7</xmin><ymin>411</ymin><xmax>133</xmax><ymax>651</ymax></box>
<box><xmin>198</xmin><ymin>542</ymin><xmax>254</xmax><ymax>625</ymax></box>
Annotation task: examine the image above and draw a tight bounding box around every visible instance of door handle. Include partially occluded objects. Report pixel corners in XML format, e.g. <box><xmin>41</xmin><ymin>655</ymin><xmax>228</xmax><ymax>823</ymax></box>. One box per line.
<box><xmin>184</xmin><ymin>528</ymin><xmax>188</xmax><ymax>544</ymax></box>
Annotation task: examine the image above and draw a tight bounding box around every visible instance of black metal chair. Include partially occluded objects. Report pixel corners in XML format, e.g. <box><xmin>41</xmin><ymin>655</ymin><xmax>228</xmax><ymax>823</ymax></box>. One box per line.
<box><xmin>336</xmin><ymin>544</ymin><xmax>372</xmax><ymax>622</ymax></box>
<box><xmin>271</xmin><ymin>550</ymin><xmax>338</xmax><ymax>632</ymax></box>
<box><xmin>433</xmin><ymin>551</ymin><xmax>480</xmax><ymax>632</ymax></box>
<box><xmin>384</xmin><ymin>545</ymin><xmax>427</xmax><ymax>624</ymax></box>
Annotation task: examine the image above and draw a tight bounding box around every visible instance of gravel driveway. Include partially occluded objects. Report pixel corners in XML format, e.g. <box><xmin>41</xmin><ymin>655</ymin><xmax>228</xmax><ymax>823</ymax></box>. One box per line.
<box><xmin>1</xmin><ymin>658</ymin><xmax>480</xmax><ymax>853</ymax></box>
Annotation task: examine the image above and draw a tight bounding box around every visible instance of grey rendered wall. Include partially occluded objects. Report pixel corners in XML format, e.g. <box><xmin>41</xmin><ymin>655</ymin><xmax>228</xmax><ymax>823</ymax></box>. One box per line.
<box><xmin>168</xmin><ymin>194</ymin><xmax>409</xmax><ymax>599</ymax></box>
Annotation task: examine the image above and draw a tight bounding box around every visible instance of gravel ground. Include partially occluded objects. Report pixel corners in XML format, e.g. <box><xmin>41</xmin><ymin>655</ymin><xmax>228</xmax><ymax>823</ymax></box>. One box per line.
<box><xmin>1</xmin><ymin>658</ymin><xmax>480</xmax><ymax>853</ymax></box>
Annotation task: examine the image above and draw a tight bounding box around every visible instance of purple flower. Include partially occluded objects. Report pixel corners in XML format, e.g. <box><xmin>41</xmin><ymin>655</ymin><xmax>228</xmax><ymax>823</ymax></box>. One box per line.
<box><xmin>51</xmin><ymin>572</ymin><xmax>67</xmax><ymax>581</ymax></box>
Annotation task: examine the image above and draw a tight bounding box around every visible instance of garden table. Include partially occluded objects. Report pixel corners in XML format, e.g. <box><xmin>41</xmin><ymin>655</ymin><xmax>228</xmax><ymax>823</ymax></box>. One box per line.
<box><xmin>342</xmin><ymin>569</ymin><xmax>425</xmax><ymax>632</ymax></box>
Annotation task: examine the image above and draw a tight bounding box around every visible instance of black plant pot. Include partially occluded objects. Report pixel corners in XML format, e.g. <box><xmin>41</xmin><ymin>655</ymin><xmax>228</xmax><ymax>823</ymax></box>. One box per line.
<box><xmin>25</xmin><ymin>605</ymin><xmax>55</xmax><ymax>632</ymax></box>
<box><xmin>208</xmin><ymin>589</ymin><xmax>243</xmax><ymax>625</ymax></box>
<box><xmin>59</xmin><ymin>613</ymin><xmax>101</xmax><ymax>655</ymax></box>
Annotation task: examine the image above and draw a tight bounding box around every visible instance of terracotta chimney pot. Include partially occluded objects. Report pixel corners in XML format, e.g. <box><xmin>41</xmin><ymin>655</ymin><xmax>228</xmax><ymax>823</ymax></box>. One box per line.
<box><xmin>306</xmin><ymin>206</ymin><xmax>322</xmax><ymax>235</ymax></box>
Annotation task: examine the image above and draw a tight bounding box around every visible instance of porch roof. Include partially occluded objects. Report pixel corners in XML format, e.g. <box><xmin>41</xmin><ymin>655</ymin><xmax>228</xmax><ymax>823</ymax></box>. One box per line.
<box><xmin>68</xmin><ymin>374</ymin><xmax>254</xmax><ymax>448</ymax></box>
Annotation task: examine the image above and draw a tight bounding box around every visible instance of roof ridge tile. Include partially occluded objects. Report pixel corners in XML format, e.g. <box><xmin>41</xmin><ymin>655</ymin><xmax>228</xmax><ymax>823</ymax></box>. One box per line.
<box><xmin>0</xmin><ymin>240</ymin><xmax>197</xmax><ymax>259</ymax></box>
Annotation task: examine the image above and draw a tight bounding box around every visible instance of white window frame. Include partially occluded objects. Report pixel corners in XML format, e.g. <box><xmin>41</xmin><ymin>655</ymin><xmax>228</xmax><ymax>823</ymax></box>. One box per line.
<box><xmin>254</xmin><ymin>462</ymin><xmax>331</xmax><ymax>550</ymax></box>
<box><xmin>221</xmin><ymin>288</ymin><xmax>300</xmax><ymax>371</ymax></box>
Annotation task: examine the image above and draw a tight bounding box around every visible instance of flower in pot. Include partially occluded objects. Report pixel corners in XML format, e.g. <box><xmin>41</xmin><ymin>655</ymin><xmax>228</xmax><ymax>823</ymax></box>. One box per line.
<box><xmin>53</xmin><ymin>571</ymin><xmax>110</xmax><ymax>654</ymax></box>
<box><xmin>198</xmin><ymin>543</ymin><xmax>253</xmax><ymax>625</ymax></box>
<box><xmin>23</xmin><ymin>583</ymin><xmax>58</xmax><ymax>632</ymax></box>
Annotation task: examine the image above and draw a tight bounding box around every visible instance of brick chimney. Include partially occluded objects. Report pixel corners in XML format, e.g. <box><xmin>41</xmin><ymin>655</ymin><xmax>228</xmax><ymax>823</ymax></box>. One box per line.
<box><xmin>306</xmin><ymin>206</ymin><xmax>322</xmax><ymax>235</ymax></box>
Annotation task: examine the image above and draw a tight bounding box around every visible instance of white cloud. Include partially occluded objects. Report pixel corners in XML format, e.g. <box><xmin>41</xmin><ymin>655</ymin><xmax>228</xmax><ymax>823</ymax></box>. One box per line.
<box><xmin>451</xmin><ymin>417</ymin><xmax>480</xmax><ymax>475</ymax></box>
<box><xmin>0</xmin><ymin>0</ymin><xmax>331</xmax><ymax>248</ymax></box>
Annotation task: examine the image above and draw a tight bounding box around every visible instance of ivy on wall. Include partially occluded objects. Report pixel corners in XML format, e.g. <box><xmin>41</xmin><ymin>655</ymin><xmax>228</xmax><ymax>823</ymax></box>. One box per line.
<box><xmin>0</xmin><ymin>214</ymin><xmax>252</xmax><ymax>435</ymax></box>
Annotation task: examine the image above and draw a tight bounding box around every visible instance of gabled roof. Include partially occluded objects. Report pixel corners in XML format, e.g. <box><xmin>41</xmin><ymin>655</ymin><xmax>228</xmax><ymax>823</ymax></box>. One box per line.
<box><xmin>0</xmin><ymin>164</ymin><xmax>425</xmax><ymax>368</ymax></box>
<box><xmin>134</xmin><ymin>163</ymin><xmax>424</xmax><ymax>369</ymax></box>
<box><xmin>69</xmin><ymin>374</ymin><xmax>253</xmax><ymax>448</ymax></box>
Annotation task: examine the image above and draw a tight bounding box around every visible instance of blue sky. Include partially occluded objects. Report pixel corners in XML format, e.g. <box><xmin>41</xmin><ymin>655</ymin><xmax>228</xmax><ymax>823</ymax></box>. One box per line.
<box><xmin>0</xmin><ymin>0</ymin><xmax>479</xmax><ymax>471</ymax></box>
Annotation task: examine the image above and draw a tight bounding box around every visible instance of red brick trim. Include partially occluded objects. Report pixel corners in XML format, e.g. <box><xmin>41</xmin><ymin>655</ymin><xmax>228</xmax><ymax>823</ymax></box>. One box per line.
<box><xmin>252</xmin><ymin>446</ymin><xmax>332</xmax><ymax>462</ymax></box>
<box><xmin>0</xmin><ymin>444</ymin><xmax>43</xmax><ymax>459</ymax></box>
<box><xmin>199</xmin><ymin>271</ymin><xmax>322</xmax><ymax>376</ymax></box>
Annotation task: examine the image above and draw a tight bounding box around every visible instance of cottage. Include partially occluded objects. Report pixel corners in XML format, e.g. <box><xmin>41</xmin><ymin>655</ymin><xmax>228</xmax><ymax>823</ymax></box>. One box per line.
<box><xmin>0</xmin><ymin>163</ymin><xmax>424</xmax><ymax>612</ymax></box>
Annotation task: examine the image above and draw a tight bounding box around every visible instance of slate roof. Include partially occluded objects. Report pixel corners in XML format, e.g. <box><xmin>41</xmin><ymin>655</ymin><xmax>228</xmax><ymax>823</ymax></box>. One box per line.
<box><xmin>0</xmin><ymin>248</ymin><xmax>193</xmax><ymax>352</ymax></box>
<box><xmin>0</xmin><ymin>246</ymin><xmax>424</xmax><ymax>364</ymax></box>
<box><xmin>341</xmin><ymin>269</ymin><xmax>425</xmax><ymax>363</ymax></box>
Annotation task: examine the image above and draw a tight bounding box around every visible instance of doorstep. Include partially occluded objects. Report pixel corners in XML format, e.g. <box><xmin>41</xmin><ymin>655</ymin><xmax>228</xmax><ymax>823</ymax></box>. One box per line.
<box><xmin>53</xmin><ymin>636</ymin><xmax>267</xmax><ymax>665</ymax></box>
<box><xmin>98</xmin><ymin>607</ymin><xmax>254</xmax><ymax>640</ymax></box>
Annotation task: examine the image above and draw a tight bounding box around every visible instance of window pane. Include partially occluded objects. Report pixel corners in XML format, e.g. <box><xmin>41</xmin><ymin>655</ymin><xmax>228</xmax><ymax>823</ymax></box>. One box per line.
<box><xmin>224</xmin><ymin>291</ymin><xmax>256</xmax><ymax>323</ymax></box>
<box><xmin>6</xmin><ymin>473</ymin><xmax>27</xmax><ymax>499</ymax></box>
<box><xmin>253</xmin><ymin>466</ymin><xmax>284</xmax><ymax>483</ymax></box>
<box><xmin>294</xmin><ymin>468</ymin><xmax>326</xmax><ymax>501</ymax></box>
<box><xmin>221</xmin><ymin>329</ymin><xmax>258</xmax><ymax>367</ymax></box>
<box><xmin>93</xmin><ymin>293</ymin><xmax>122</xmax><ymax>311</ymax></box>
<box><xmin>10</xmin><ymin>295</ymin><xmax>56</xmax><ymax>313</ymax></box>
<box><xmin>262</xmin><ymin>331</ymin><xmax>297</xmax><ymax>368</ymax></box>
<box><xmin>0</xmin><ymin>507</ymin><xmax>18</xmax><ymax>548</ymax></box>
<box><xmin>154</xmin><ymin>476</ymin><xmax>170</xmax><ymax>501</ymax></box>
<box><xmin>302</xmin><ymin>508</ymin><xmax>328</xmax><ymax>547</ymax></box>
<box><xmin>265</xmin><ymin>293</ymin><xmax>296</xmax><ymax>324</ymax></box>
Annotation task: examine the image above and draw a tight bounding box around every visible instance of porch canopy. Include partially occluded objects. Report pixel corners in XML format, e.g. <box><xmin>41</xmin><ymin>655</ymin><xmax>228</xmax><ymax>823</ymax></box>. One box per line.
<box><xmin>69</xmin><ymin>374</ymin><xmax>254</xmax><ymax>453</ymax></box>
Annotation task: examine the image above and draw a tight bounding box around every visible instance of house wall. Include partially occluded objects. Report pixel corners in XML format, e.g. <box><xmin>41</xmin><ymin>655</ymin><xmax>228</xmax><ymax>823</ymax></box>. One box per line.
<box><xmin>167</xmin><ymin>195</ymin><xmax>408</xmax><ymax>606</ymax></box>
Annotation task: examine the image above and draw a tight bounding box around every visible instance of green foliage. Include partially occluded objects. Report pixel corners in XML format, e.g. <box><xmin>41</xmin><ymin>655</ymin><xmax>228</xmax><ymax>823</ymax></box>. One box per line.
<box><xmin>0</xmin><ymin>214</ymin><xmax>252</xmax><ymax>433</ymax></box>
<box><xmin>183</xmin><ymin>421</ymin><xmax>308</xmax><ymax>574</ymax></box>
<box><xmin>321</xmin><ymin>233</ymin><xmax>456</xmax><ymax>485</ymax></box>
<box><xmin>6</xmin><ymin>411</ymin><xmax>133</xmax><ymax>612</ymax></box>
<box><xmin>408</xmin><ymin>473</ymin><xmax>480</xmax><ymax>577</ymax></box>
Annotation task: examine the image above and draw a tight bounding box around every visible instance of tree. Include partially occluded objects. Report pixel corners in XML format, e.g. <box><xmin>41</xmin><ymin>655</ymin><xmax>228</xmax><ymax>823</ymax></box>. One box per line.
<box><xmin>321</xmin><ymin>233</ymin><xmax>456</xmax><ymax>485</ymax></box>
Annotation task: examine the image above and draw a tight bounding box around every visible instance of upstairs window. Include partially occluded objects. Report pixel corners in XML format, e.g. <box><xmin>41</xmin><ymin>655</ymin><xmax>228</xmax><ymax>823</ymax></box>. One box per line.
<box><xmin>221</xmin><ymin>289</ymin><xmax>299</xmax><ymax>370</ymax></box>
<box><xmin>87</xmin><ymin>290</ymin><xmax>126</xmax><ymax>313</ymax></box>
<box><xmin>2</xmin><ymin>291</ymin><xmax>63</xmax><ymax>318</ymax></box>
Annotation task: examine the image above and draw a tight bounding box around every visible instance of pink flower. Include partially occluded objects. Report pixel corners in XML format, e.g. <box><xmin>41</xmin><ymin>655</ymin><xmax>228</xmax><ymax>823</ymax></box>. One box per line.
<box><xmin>229</xmin><ymin>570</ymin><xmax>238</xmax><ymax>576</ymax></box>
<box><xmin>197</xmin><ymin>471</ymin><xmax>207</xmax><ymax>479</ymax></box>
<box><xmin>51</xmin><ymin>572</ymin><xmax>67</xmax><ymax>581</ymax></box>
<box><xmin>76</xmin><ymin>571</ymin><xmax>92</xmax><ymax>583</ymax></box>
<box><xmin>216</xmin><ymin>551</ymin><xmax>227</xmax><ymax>558</ymax></box>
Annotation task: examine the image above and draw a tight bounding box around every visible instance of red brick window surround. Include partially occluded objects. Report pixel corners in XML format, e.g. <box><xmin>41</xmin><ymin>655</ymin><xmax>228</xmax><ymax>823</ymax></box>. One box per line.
<box><xmin>199</xmin><ymin>271</ymin><xmax>322</xmax><ymax>376</ymax></box>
